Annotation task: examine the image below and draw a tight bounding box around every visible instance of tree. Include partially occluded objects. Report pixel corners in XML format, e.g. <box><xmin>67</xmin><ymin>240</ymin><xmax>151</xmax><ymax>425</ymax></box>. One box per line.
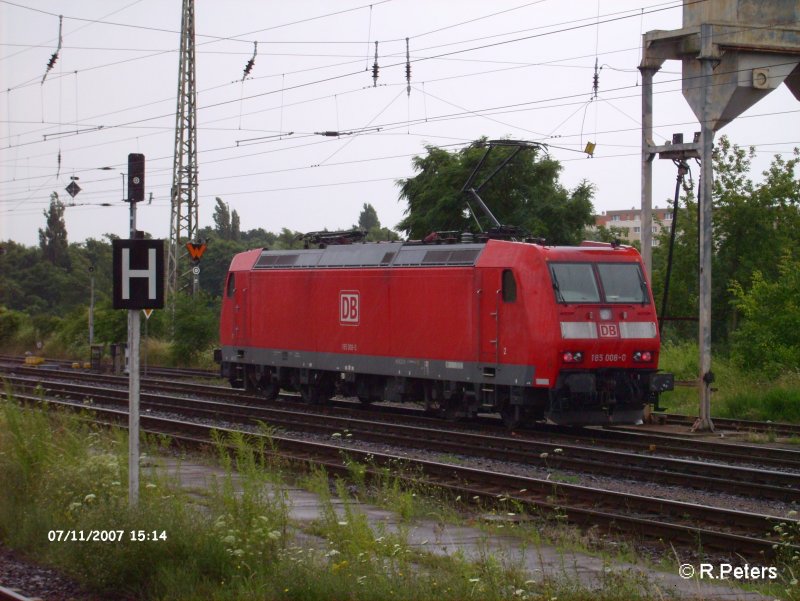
<box><xmin>274</xmin><ymin>228</ymin><xmax>305</xmax><ymax>250</ymax></box>
<box><xmin>353</xmin><ymin>203</ymin><xmax>400</xmax><ymax>242</ymax></box>
<box><xmin>39</xmin><ymin>192</ymin><xmax>70</xmax><ymax>268</ymax></box>
<box><xmin>239</xmin><ymin>227</ymin><xmax>276</xmax><ymax>247</ymax></box>
<box><xmin>212</xmin><ymin>197</ymin><xmax>241</xmax><ymax>241</ymax></box>
<box><xmin>651</xmin><ymin>137</ymin><xmax>800</xmax><ymax>341</ymax></box>
<box><xmin>230</xmin><ymin>208</ymin><xmax>241</xmax><ymax>241</ymax></box>
<box><xmin>212</xmin><ymin>197</ymin><xmax>231</xmax><ymax>240</ymax></box>
<box><xmin>729</xmin><ymin>253</ymin><xmax>800</xmax><ymax>376</ymax></box>
<box><xmin>396</xmin><ymin>139</ymin><xmax>595</xmax><ymax>244</ymax></box>
<box><xmin>358</xmin><ymin>203</ymin><xmax>380</xmax><ymax>231</ymax></box>
<box><xmin>712</xmin><ymin>137</ymin><xmax>800</xmax><ymax>334</ymax></box>
<box><xmin>0</xmin><ymin>306</ymin><xmax>24</xmax><ymax>345</ymax></box>
<box><xmin>198</xmin><ymin>238</ymin><xmax>248</xmax><ymax>298</ymax></box>
<box><xmin>591</xmin><ymin>224</ymin><xmax>639</xmax><ymax>248</ymax></box>
<box><xmin>171</xmin><ymin>290</ymin><xmax>219</xmax><ymax>365</ymax></box>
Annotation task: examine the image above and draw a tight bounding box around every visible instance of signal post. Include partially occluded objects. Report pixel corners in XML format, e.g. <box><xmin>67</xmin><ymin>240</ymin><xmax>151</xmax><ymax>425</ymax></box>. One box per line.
<box><xmin>112</xmin><ymin>154</ymin><xmax>164</xmax><ymax>507</ymax></box>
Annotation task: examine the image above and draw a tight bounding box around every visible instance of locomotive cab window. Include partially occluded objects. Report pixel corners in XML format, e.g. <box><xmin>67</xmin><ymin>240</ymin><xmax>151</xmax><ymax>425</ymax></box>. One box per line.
<box><xmin>502</xmin><ymin>269</ymin><xmax>517</xmax><ymax>302</ymax></box>
<box><xmin>226</xmin><ymin>272</ymin><xmax>235</xmax><ymax>298</ymax></box>
<box><xmin>549</xmin><ymin>263</ymin><xmax>600</xmax><ymax>303</ymax></box>
<box><xmin>597</xmin><ymin>263</ymin><xmax>649</xmax><ymax>304</ymax></box>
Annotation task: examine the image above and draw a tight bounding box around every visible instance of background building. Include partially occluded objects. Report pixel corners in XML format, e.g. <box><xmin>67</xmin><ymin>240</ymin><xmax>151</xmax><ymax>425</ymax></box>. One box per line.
<box><xmin>594</xmin><ymin>207</ymin><xmax>673</xmax><ymax>246</ymax></box>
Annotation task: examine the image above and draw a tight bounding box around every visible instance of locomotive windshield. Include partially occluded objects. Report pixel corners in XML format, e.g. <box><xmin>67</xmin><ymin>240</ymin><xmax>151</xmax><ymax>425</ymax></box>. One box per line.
<box><xmin>597</xmin><ymin>263</ymin><xmax>649</xmax><ymax>304</ymax></box>
<box><xmin>550</xmin><ymin>262</ymin><xmax>649</xmax><ymax>304</ymax></box>
<box><xmin>549</xmin><ymin>263</ymin><xmax>601</xmax><ymax>303</ymax></box>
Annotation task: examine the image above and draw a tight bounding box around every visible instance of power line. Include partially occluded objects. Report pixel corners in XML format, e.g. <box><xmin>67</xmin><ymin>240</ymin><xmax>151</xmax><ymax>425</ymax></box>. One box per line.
<box><xmin>3</xmin><ymin>106</ymin><xmax>796</xmax><ymax>206</ymax></box>
<box><xmin>2</xmin><ymin>1</ymin><xmax>795</xmax><ymax>218</ymax></box>
<box><xmin>0</xmin><ymin>0</ymin><xmax>742</xmax><ymax>157</ymax></box>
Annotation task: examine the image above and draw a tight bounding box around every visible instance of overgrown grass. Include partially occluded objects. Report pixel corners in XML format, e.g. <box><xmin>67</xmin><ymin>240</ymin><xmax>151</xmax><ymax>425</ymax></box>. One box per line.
<box><xmin>5</xmin><ymin>394</ymin><xmax>796</xmax><ymax>599</ymax></box>
<box><xmin>658</xmin><ymin>341</ymin><xmax>800</xmax><ymax>423</ymax></box>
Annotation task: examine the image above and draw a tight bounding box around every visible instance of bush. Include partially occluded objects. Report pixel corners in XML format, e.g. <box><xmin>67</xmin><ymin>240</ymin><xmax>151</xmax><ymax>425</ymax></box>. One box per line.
<box><xmin>171</xmin><ymin>291</ymin><xmax>219</xmax><ymax>366</ymax></box>
<box><xmin>0</xmin><ymin>306</ymin><xmax>26</xmax><ymax>347</ymax></box>
<box><xmin>729</xmin><ymin>254</ymin><xmax>800</xmax><ymax>378</ymax></box>
<box><xmin>720</xmin><ymin>381</ymin><xmax>800</xmax><ymax>423</ymax></box>
<box><xmin>658</xmin><ymin>341</ymin><xmax>698</xmax><ymax>380</ymax></box>
<box><xmin>47</xmin><ymin>307</ymin><xmax>91</xmax><ymax>358</ymax></box>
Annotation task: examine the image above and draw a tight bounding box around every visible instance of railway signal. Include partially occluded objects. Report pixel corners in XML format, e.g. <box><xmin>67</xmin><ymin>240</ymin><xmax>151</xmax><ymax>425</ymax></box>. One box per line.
<box><xmin>114</xmin><ymin>152</ymin><xmax>157</xmax><ymax>507</ymax></box>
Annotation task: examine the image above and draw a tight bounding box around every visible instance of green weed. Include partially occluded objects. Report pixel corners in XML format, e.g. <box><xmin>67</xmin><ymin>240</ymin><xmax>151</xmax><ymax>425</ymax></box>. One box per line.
<box><xmin>659</xmin><ymin>342</ymin><xmax>800</xmax><ymax>423</ymax></box>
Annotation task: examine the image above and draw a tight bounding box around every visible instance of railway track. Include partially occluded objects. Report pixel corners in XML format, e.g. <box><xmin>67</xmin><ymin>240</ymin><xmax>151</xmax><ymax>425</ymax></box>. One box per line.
<box><xmin>4</xmin><ymin>360</ymin><xmax>800</xmax><ymax>473</ymax></box>
<box><xmin>662</xmin><ymin>413</ymin><xmax>800</xmax><ymax>438</ymax></box>
<box><xmin>0</xmin><ymin>354</ymin><xmax>217</xmax><ymax>380</ymax></box>
<box><xmin>4</xmin><ymin>354</ymin><xmax>799</xmax><ymax>441</ymax></box>
<box><xmin>2</xmin><ymin>368</ymin><xmax>798</xmax><ymax>560</ymax></box>
<box><xmin>3</xmin><ymin>372</ymin><xmax>799</xmax><ymax>504</ymax></box>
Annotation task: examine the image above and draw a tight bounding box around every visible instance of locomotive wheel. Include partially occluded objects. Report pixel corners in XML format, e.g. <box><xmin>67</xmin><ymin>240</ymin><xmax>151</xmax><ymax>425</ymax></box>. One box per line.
<box><xmin>439</xmin><ymin>398</ymin><xmax>461</xmax><ymax>421</ymax></box>
<box><xmin>300</xmin><ymin>372</ymin><xmax>335</xmax><ymax>405</ymax></box>
<box><xmin>300</xmin><ymin>384</ymin><xmax>322</xmax><ymax>404</ymax></box>
<box><xmin>500</xmin><ymin>404</ymin><xmax>522</xmax><ymax>429</ymax></box>
<box><xmin>260</xmin><ymin>380</ymin><xmax>280</xmax><ymax>401</ymax></box>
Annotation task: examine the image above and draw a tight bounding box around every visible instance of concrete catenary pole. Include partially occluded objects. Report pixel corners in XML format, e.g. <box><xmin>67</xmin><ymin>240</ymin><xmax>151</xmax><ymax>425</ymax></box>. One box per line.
<box><xmin>696</xmin><ymin>23</ymin><xmax>715</xmax><ymax>432</ymax></box>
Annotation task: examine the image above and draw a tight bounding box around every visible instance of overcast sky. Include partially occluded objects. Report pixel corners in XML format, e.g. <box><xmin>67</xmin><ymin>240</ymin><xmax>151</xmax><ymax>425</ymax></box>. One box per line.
<box><xmin>1</xmin><ymin>0</ymin><xmax>797</xmax><ymax>247</ymax></box>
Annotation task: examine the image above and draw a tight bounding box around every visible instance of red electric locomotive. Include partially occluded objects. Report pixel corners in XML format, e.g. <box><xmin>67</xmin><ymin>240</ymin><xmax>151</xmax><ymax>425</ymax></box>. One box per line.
<box><xmin>218</xmin><ymin>237</ymin><xmax>673</xmax><ymax>427</ymax></box>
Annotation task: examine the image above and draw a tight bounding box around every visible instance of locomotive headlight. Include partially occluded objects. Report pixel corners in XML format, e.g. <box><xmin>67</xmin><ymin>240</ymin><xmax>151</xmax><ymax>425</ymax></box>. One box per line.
<box><xmin>632</xmin><ymin>351</ymin><xmax>653</xmax><ymax>362</ymax></box>
<box><xmin>599</xmin><ymin>308</ymin><xmax>613</xmax><ymax>320</ymax></box>
<box><xmin>562</xmin><ymin>351</ymin><xmax>584</xmax><ymax>363</ymax></box>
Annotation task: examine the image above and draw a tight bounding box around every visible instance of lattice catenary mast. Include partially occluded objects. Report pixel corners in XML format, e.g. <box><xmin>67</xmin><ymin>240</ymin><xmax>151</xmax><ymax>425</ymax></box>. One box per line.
<box><xmin>167</xmin><ymin>0</ymin><xmax>199</xmax><ymax>299</ymax></box>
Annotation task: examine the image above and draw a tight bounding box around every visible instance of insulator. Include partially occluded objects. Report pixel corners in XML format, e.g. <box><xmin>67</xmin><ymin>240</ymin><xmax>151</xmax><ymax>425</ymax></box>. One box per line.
<box><xmin>42</xmin><ymin>15</ymin><xmax>63</xmax><ymax>84</ymax></box>
<box><xmin>372</xmin><ymin>41</ymin><xmax>379</xmax><ymax>87</ymax></box>
<box><xmin>242</xmin><ymin>41</ymin><xmax>257</xmax><ymax>81</ymax></box>
<box><xmin>405</xmin><ymin>37</ymin><xmax>411</xmax><ymax>96</ymax></box>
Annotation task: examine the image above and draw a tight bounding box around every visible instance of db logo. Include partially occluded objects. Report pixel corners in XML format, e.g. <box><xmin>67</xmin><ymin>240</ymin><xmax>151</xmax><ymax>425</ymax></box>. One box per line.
<box><xmin>599</xmin><ymin>323</ymin><xmax>619</xmax><ymax>338</ymax></box>
<box><xmin>340</xmin><ymin>291</ymin><xmax>359</xmax><ymax>325</ymax></box>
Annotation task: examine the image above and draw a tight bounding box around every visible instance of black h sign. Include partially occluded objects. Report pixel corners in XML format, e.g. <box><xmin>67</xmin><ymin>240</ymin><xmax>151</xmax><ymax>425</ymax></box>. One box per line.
<box><xmin>128</xmin><ymin>153</ymin><xmax>145</xmax><ymax>203</ymax></box>
<box><xmin>113</xmin><ymin>239</ymin><xmax>164</xmax><ymax>309</ymax></box>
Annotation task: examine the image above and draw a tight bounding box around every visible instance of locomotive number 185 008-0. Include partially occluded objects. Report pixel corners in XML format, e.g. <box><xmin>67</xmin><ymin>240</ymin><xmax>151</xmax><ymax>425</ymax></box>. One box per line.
<box><xmin>591</xmin><ymin>353</ymin><xmax>627</xmax><ymax>363</ymax></box>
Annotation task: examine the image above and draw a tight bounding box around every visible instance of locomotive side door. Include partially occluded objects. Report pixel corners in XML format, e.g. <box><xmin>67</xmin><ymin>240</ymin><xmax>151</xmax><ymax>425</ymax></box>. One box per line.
<box><xmin>232</xmin><ymin>270</ymin><xmax>249</xmax><ymax>345</ymax></box>
<box><xmin>478</xmin><ymin>268</ymin><xmax>518</xmax><ymax>366</ymax></box>
<box><xmin>478</xmin><ymin>269</ymin><xmax>502</xmax><ymax>365</ymax></box>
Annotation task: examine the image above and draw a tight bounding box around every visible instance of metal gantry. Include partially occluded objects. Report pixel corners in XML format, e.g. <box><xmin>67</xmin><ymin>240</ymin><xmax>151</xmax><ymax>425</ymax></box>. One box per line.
<box><xmin>167</xmin><ymin>0</ymin><xmax>199</xmax><ymax>300</ymax></box>
<box><xmin>640</xmin><ymin>0</ymin><xmax>800</xmax><ymax>431</ymax></box>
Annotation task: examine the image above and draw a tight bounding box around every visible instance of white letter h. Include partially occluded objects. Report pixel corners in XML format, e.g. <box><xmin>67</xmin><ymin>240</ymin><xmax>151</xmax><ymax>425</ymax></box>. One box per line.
<box><xmin>122</xmin><ymin>248</ymin><xmax>157</xmax><ymax>300</ymax></box>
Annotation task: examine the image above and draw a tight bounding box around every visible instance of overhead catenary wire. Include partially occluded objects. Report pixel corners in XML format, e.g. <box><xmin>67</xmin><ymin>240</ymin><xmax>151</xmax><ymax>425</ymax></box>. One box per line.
<box><xmin>6</xmin><ymin>5</ymin><xmax>784</xmax><ymax>161</ymax></box>
<box><xmin>2</xmin><ymin>75</ymin><xmax>797</xmax><ymax>201</ymax></box>
<box><xmin>1</xmin><ymin>0</ymin><xmax>795</xmax><ymax>225</ymax></box>
<box><xmin>2</xmin><ymin>107</ymin><xmax>795</xmax><ymax>208</ymax></box>
<box><xmin>3</xmin><ymin>52</ymin><xmax>797</xmax><ymax>169</ymax></box>
<box><xmin>0</xmin><ymin>0</ymin><xmax>732</xmax><ymax>152</ymax></box>
<box><xmin>2</xmin><ymin>0</ymin><xmax>690</xmax><ymax>97</ymax></box>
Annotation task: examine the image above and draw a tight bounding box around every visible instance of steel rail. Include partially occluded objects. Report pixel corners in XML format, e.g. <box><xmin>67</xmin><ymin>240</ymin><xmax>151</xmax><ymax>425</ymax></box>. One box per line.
<box><xmin>5</xmin><ymin>389</ymin><xmax>796</xmax><ymax>561</ymax></box>
<box><xmin>5</xmin><ymin>373</ymin><xmax>799</xmax><ymax>505</ymax></box>
<box><xmin>662</xmin><ymin>413</ymin><xmax>800</xmax><ymax>438</ymax></box>
<box><xmin>3</xmin><ymin>361</ymin><xmax>800</xmax><ymax>472</ymax></box>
